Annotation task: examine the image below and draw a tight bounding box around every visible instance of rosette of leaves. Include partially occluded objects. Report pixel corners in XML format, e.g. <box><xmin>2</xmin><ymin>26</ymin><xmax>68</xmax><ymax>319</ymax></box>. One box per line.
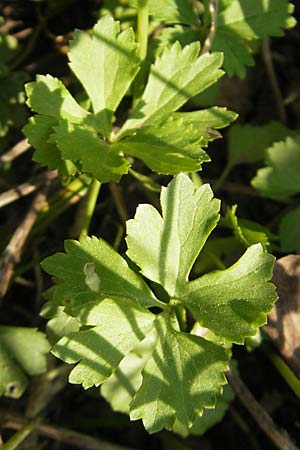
<box><xmin>42</xmin><ymin>173</ymin><xmax>276</xmax><ymax>434</ymax></box>
<box><xmin>23</xmin><ymin>15</ymin><xmax>236</xmax><ymax>181</ymax></box>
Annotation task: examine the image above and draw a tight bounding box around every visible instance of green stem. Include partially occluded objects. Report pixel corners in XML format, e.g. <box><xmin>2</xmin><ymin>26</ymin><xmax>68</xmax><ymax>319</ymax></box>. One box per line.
<box><xmin>77</xmin><ymin>178</ymin><xmax>101</xmax><ymax>237</ymax></box>
<box><xmin>265</xmin><ymin>347</ymin><xmax>300</xmax><ymax>397</ymax></box>
<box><xmin>1</xmin><ymin>418</ymin><xmax>40</xmax><ymax>450</ymax></box>
<box><xmin>133</xmin><ymin>0</ymin><xmax>149</xmax><ymax>105</ymax></box>
<box><xmin>213</xmin><ymin>161</ymin><xmax>232</xmax><ymax>192</ymax></box>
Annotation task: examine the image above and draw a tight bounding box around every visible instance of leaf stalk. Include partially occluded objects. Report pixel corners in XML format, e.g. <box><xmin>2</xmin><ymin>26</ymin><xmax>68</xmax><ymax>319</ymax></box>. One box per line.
<box><xmin>133</xmin><ymin>0</ymin><xmax>149</xmax><ymax>105</ymax></box>
<box><xmin>77</xmin><ymin>178</ymin><xmax>101</xmax><ymax>237</ymax></box>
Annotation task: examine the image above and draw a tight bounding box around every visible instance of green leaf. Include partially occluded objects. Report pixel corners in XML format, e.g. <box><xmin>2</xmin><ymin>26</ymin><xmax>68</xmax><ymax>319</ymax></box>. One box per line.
<box><xmin>129</xmin><ymin>314</ymin><xmax>228</xmax><ymax>434</ymax></box>
<box><xmin>23</xmin><ymin>115</ymin><xmax>58</xmax><ymax>169</ymax></box>
<box><xmin>53</xmin><ymin>120</ymin><xmax>130</xmax><ymax>183</ymax></box>
<box><xmin>0</xmin><ymin>327</ymin><xmax>50</xmax><ymax>398</ymax></box>
<box><xmin>212</xmin><ymin>0</ymin><xmax>296</xmax><ymax>77</ymax></box>
<box><xmin>101</xmin><ymin>332</ymin><xmax>157</xmax><ymax>414</ymax></box>
<box><xmin>120</xmin><ymin>42</ymin><xmax>224</xmax><ymax>134</ymax></box>
<box><xmin>181</xmin><ymin>244</ymin><xmax>276</xmax><ymax>343</ymax></box>
<box><xmin>126</xmin><ymin>174</ymin><xmax>220</xmax><ymax>297</ymax></box>
<box><xmin>68</xmin><ymin>15</ymin><xmax>140</xmax><ymax>133</ymax></box>
<box><xmin>228</xmin><ymin>122</ymin><xmax>296</xmax><ymax>168</ymax></box>
<box><xmin>41</xmin><ymin>235</ymin><xmax>158</xmax><ymax>309</ymax></box>
<box><xmin>173</xmin><ymin>107</ymin><xmax>238</xmax><ymax>145</ymax></box>
<box><xmin>130</xmin><ymin>0</ymin><xmax>199</xmax><ymax>25</ymax></box>
<box><xmin>187</xmin><ymin>384</ymin><xmax>234</xmax><ymax>436</ymax></box>
<box><xmin>23</xmin><ymin>115</ymin><xmax>77</xmax><ymax>177</ymax></box>
<box><xmin>25</xmin><ymin>74</ymin><xmax>89</xmax><ymax>122</ymax></box>
<box><xmin>212</xmin><ymin>30</ymin><xmax>254</xmax><ymax>78</ymax></box>
<box><xmin>217</xmin><ymin>0</ymin><xmax>295</xmax><ymax>40</ymax></box>
<box><xmin>116</xmin><ymin>108</ymin><xmax>236</xmax><ymax>175</ymax></box>
<box><xmin>115</xmin><ymin>116</ymin><xmax>210</xmax><ymax>174</ymax></box>
<box><xmin>252</xmin><ymin>136</ymin><xmax>300</xmax><ymax>198</ymax></box>
<box><xmin>148</xmin><ymin>0</ymin><xmax>199</xmax><ymax>25</ymax></box>
<box><xmin>279</xmin><ymin>207</ymin><xmax>300</xmax><ymax>253</ymax></box>
<box><xmin>154</xmin><ymin>25</ymin><xmax>201</xmax><ymax>56</ymax></box>
<box><xmin>46</xmin><ymin>307</ymin><xmax>80</xmax><ymax>345</ymax></box>
<box><xmin>223</xmin><ymin>205</ymin><xmax>275</xmax><ymax>250</ymax></box>
<box><xmin>52</xmin><ymin>297</ymin><xmax>155</xmax><ymax>389</ymax></box>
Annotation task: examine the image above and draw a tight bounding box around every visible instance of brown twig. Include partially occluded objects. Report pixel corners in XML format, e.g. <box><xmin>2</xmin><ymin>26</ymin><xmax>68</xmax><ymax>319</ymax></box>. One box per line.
<box><xmin>201</xmin><ymin>0</ymin><xmax>219</xmax><ymax>54</ymax></box>
<box><xmin>227</xmin><ymin>369</ymin><xmax>300</xmax><ymax>450</ymax></box>
<box><xmin>0</xmin><ymin>139</ymin><xmax>31</xmax><ymax>165</ymax></box>
<box><xmin>0</xmin><ymin>188</ymin><xmax>48</xmax><ymax>299</ymax></box>
<box><xmin>0</xmin><ymin>18</ymin><xmax>23</xmax><ymax>34</ymax></box>
<box><xmin>0</xmin><ymin>171</ymin><xmax>57</xmax><ymax>209</ymax></box>
<box><xmin>13</xmin><ymin>27</ymin><xmax>33</xmax><ymax>40</ymax></box>
<box><xmin>262</xmin><ymin>38</ymin><xmax>287</xmax><ymax>124</ymax></box>
<box><xmin>0</xmin><ymin>411</ymin><xmax>135</xmax><ymax>450</ymax></box>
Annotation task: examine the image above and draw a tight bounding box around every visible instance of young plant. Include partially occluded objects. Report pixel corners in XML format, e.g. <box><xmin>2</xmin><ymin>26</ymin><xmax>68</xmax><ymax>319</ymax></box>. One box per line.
<box><xmin>41</xmin><ymin>174</ymin><xmax>276</xmax><ymax>434</ymax></box>
<box><xmin>19</xmin><ymin>0</ymin><xmax>295</xmax><ymax>436</ymax></box>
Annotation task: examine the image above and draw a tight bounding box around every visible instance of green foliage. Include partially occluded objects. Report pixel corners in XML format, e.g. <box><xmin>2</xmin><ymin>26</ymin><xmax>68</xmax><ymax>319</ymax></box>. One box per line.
<box><xmin>251</xmin><ymin>136</ymin><xmax>300</xmax><ymax>255</ymax></box>
<box><xmin>68</xmin><ymin>16</ymin><xmax>140</xmax><ymax>135</ymax></box>
<box><xmin>42</xmin><ymin>174</ymin><xmax>276</xmax><ymax>433</ymax></box>
<box><xmin>15</xmin><ymin>0</ymin><xmax>294</xmax><ymax>439</ymax></box>
<box><xmin>116</xmin><ymin>108</ymin><xmax>236</xmax><ymax>174</ymax></box>
<box><xmin>222</xmin><ymin>205</ymin><xmax>276</xmax><ymax>251</ymax></box>
<box><xmin>212</xmin><ymin>0</ymin><xmax>296</xmax><ymax>77</ymax></box>
<box><xmin>188</xmin><ymin>384</ymin><xmax>234</xmax><ymax>435</ymax></box>
<box><xmin>0</xmin><ymin>31</ymin><xmax>27</xmax><ymax>142</ymax></box>
<box><xmin>24</xmin><ymin>16</ymin><xmax>234</xmax><ymax>180</ymax></box>
<box><xmin>130</xmin><ymin>0</ymin><xmax>200</xmax><ymax>25</ymax></box>
<box><xmin>252</xmin><ymin>136</ymin><xmax>300</xmax><ymax>198</ymax></box>
<box><xmin>279</xmin><ymin>208</ymin><xmax>300</xmax><ymax>253</ymax></box>
<box><xmin>227</xmin><ymin>122</ymin><xmax>296</xmax><ymax>169</ymax></box>
<box><xmin>0</xmin><ymin>327</ymin><xmax>50</xmax><ymax>398</ymax></box>
<box><xmin>151</xmin><ymin>0</ymin><xmax>295</xmax><ymax>78</ymax></box>
<box><xmin>120</xmin><ymin>42</ymin><xmax>224</xmax><ymax>132</ymax></box>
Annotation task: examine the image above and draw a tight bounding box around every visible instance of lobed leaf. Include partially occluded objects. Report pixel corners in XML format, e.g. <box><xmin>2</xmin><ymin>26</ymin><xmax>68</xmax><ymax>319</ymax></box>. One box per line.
<box><xmin>212</xmin><ymin>29</ymin><xmax>254</xmax><ymax>78</ymax></box>
<box><xmin>173</xmin><ymin>107</ymin><xmax>238</xmax><ymax>145</ymax></box>
<box><xmin>217</xmin><ymin>0</ymin><xmax>295</xmax><ymax>40</ymax></box>
<box><xmin>212</xmin><ymin>0</ymin><xmax>295</xmax><ymax>77</ymax></box>
<box><xmin>23</xmin><ymin>115</ymin><xmax>78</xmax><ymax>177</ymax></box>
<box><xmin>147</xmin><ymin>0</ymin><xmax>199</xmax><ymax>25</ymax></box>
<box><xmin>252</xmin><ymin>136</ymin><xmax>300</xmax><ymax>198</ymax></box>
<box><xmin>52</xmin><ymin>297</ymin><xmax>155</xmax><ymax>389</ymax></box>
<box><xmin>126</xmin><ymin>174</ymin><xmax>220</xmax><ymax>296</ymax></box>
<box><xmin>68</xmin><ymin>15</ymin><xmax>140</xmax><ymax>134</ymax></box>
<box><xmin>182</xmin><ymin>244</ymin><xmax>276</xmax><ymax>343</ymax></box>
<box><xmin>115</xmin><ymin>116</ymin><xmax>210</xmax><ymax>174</ymax></box>
<box><xmin>25</xmin><ymin>74</ymin><xmax>89</xmax><ymax>122</ymax></box>
<box><xmin>130</xmin><ymin>314</ymin><xmax>228</xmax><ymax>433</ymax></box>
<box><xmin>52</xmin><ymin>120</ymin><xmax>130</xmax><ymax>183</ymax></box>
<box><xmin>120</xmin><ymin>42</ymin><xmax>224</xmax><ymax>133</ymax></box>
<box><xmin>42</xmin><ymin>235</ymin><xmax>158</xmax><ymax>309</ymax></box>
